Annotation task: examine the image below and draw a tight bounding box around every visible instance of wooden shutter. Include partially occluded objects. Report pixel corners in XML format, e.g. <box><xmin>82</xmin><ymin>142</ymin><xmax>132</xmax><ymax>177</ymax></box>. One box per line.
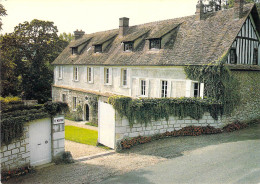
<box><xmin>100</xmin><ymin>67</ymin><xmax>104</xmax><ymax>84</ymax></box>
<box><xmin>185</xmin><ymin>80</ymin><xmax>192</xmax><ymax>97</ymax></box>
<box><xmin>146</xmin><ymin>79</ymin><xmax>150</xmax><ymax>97</ymax></box>
<box><xmin>167</xmin><ymin>81</ymin><xmax>172</xmax><ymax>97</ymax></box>
<box><xmin>109</xmin><ymin>68</ymin><xmax>113</xmax><ymax>85</ymax></box>
<box><xmin>200</xmin><ymin>83</ymin><xmax>204</xmax><ymax>99</ymax></box>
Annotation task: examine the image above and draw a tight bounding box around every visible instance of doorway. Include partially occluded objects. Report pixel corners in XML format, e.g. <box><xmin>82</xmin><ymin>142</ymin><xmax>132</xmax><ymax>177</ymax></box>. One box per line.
<box><xmin>85</xmin><ymin>104</ymin><xmax>90</xmax><ymax>121</ymax></box>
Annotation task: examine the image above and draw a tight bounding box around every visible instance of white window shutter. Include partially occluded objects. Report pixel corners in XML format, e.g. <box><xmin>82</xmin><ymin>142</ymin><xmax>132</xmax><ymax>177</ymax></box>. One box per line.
<box><xmin>146</xmin><ymin>79</ymin><xmax>150</xmax><ymax>97</ymax></box>
<box><xmin>109</xmin><ymin>68</ymin><xmax>113</xmax><ymax>85</ymax></box>
<box><xmin>156</xmin><ymin>79</ymin><xmax>161</xmax><ymax>98</ymax></box>
<box><xmin>185</xmin><ymin>80</ymin><xmax>192</xmax><ymax>97</ymax></box>
<box><xmin>200</xmin><ymin>83</ymin><xmax>204</xmax><ymax>99</ymax></box>
<box><xmin>167</xmin><ymin>81</ymin><xmax>172</xmax><ymax>97</ymax></box>
<box><xmin>100</xmin><ymin>67</ymin><xmax>104</xmax><ymax>84</ymax></box>
<box><xmin>136</xmin><ymin>78</ymin><xmax>140</xmax><ymax>97</ymax></box>
<box><xmin>127</xmin><ymin>68</ymin><xmax>131</xmax><ymax>88</ymax></box>
<box><xmin>91</xmin><ymin>67</ymin><xmax>94</xmax><ymax>83</ymax></box>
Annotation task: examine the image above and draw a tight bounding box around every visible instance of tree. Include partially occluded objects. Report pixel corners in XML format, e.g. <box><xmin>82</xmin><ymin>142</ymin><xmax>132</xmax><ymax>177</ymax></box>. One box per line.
<box><xmin>227</xmin><ymin>0</ymin><xmax>260</xmax><ymax>12</ymax></box>
<box><xmin>0</xmin><ymin>19</ymin><xmax>68</xmax><ymax>103</ymax></box>
<box><xmin>0</xmin><ymin>4</ymin><xmax>7</xmax><ymax>30</ymax></box>
<box><xmin>59</xmin><ymin>32</ymin><xmax>74</xmax><ymax>43</ymax></box>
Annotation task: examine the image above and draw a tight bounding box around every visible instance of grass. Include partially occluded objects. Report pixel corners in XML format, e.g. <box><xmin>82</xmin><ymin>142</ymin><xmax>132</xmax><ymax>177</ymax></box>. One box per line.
<box><xmin>85</xmin><ymin>122</ymin><xmax>98</xmax><ymax>127</ymax></box>
<box><xmin>65</xmin><ymin>126</ymin><xmax>98</xmax><ymax>146</ymax></box>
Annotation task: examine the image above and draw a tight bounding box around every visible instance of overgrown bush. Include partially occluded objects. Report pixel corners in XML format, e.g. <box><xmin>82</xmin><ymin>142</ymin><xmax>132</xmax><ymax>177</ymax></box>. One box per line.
<box><xmin>53</xmin><ymin>151</ymin><xmax>74</xmax><ymax>164</ymax></box>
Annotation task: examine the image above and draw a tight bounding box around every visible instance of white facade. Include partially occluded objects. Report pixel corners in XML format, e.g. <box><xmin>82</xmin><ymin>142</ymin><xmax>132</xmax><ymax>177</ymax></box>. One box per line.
<box><xmin>54</xmin><ymin>65</ymin><xmax>204</xmax><ymax>99</ymax></box>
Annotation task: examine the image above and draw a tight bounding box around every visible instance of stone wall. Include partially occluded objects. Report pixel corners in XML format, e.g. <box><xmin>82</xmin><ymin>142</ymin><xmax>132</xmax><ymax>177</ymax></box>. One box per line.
<box><xmin>114</xmin><ymin>112</ymin><xmax>223</xmax><ymax>146</ymax></box>
<box><xmin>1</xmin><ymin>124</ymin><xmax>30</xmax><ymax>171</ymax></box>
<box><xmin>52</xmin><ymin>86</ymin><xmax>98</xmax><ymax>123</ymax></box>
<box><xmin>1</xmin><ymin>116</ymin><xmax>65</xmax><ymax>172</ymax></box>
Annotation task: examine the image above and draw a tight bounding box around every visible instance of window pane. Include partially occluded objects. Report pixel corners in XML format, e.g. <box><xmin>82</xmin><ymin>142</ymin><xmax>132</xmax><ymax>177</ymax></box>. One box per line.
<box><xmin>123</xmin><ymin>69</ymin><xmax>127</xmax><ymax>86</ymax></box>
<box><xmin>253</xmin><ymin>48</ymin><xmax>258</xmax><ymax>65</ymax></box>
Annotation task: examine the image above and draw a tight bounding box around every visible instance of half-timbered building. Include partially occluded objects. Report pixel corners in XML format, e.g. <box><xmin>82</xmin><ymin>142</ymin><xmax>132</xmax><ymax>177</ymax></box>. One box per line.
<box><xmin>52</xmin><ymin>1</ymin><xmax>260</xmax><ymax>124</ymax></box>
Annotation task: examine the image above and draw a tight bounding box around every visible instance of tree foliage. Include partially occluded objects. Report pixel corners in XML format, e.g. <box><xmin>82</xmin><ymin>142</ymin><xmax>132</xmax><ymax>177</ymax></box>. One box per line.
<box><xmin>0</xmin><ymin>3</ymin><xmax>7</xmax><ymax>30</ymax></box>
<box><xmin>0</xmin><ymin>19</ymin><xmax>69</xmax><ymax>103</ymax></box>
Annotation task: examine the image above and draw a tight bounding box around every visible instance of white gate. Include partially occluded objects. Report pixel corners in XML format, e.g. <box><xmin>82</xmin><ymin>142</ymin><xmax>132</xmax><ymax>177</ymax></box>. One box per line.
<box><xmin>98</xmin><ymin>100</ymin><xmax>116</xmax><ymax>149</ymax></box>
<box><xmin>29</xmin><ymin>118</ymin><xmax>52</xmax><ymax>166</ymax></box>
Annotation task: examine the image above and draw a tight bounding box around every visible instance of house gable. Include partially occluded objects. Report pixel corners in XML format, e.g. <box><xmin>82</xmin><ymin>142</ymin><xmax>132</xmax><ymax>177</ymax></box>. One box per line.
<box><xmin>226</xmin><ymin>10</ymin><xmax>260</xmax><ymax>65</ymax></box>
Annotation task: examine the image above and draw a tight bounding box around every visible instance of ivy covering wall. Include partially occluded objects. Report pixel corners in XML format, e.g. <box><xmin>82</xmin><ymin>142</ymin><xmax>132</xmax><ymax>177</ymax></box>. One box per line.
<box><xmin>1</xmin><ymin>98</ymin><xmax>68</xmax><ymax>145</ymax></box>
<box><xmin>108</xmin><ymin>96</ymin><xmax>222</xmax><ymax>127</ymax></box>
<box><xmin>108</xmin><ymin>63</ymin><xmax>245</xmax><ymax>127</ymax></box>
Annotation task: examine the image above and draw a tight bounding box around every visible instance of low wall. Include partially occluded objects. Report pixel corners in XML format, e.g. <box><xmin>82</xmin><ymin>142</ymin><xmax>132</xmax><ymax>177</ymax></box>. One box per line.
<box><xmin>114</xmin><ymin>112</ymin><xmax>223</xmax><ymax>147</ymax></box>
<box><xmin>1</xmin><ymin>124</ymin><xmax>30</xmax><ymax>171</ymax></box>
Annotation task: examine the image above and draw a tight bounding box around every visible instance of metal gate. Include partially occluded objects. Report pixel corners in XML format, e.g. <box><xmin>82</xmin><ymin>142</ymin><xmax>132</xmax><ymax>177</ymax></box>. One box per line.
<box><xmin>98</xmin><ymin>100</ymin><xmax>115</xmax><ymax>149</ymax></box>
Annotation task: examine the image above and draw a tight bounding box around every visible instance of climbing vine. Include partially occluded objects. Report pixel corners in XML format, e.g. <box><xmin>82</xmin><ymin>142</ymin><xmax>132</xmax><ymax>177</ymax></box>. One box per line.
<box><xmin>108</xmin><ymin>96</ymin><xmax>222</xmax><ymax>127</ymax></box>
<box><xmin>89</xmin><ymin>96</ymin><xmax>98</xmax><ymax>124</ymax></box>
<box><xmin>184</xmin><ymin>63</ymin><xmax>240</xmax><ymax>116</ymax></box>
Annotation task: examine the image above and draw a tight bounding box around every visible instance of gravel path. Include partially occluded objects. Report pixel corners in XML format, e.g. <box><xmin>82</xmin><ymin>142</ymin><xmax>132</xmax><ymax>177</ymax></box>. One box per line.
<box><xmin>65</xmin><ymin>119</ymin><xmax>98</xmax><ymax>131</ymax></box>
<box><xmin>4</xmin><ymin>124</ymin><xmax>259</xmax><ymax>184</ymax></box>
<box><xmin>65</xmin><ymin>140</ymin><xmax>105</xmax><ymax>158</ymax></box>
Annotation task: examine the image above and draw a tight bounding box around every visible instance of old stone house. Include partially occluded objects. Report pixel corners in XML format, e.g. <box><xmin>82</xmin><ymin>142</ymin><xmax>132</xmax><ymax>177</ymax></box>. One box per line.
<box><xmin>52</xmin><ymin>1</ymin><xmax>260</xmax><ymax>124</ymax></box>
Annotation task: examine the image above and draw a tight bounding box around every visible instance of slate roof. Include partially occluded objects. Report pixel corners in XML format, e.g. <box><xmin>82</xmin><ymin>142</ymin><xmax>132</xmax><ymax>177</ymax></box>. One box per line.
<box><xmin>53</xmin><ymin>3</ymin><xmax>260</xmax><ymax>66</ymax></box>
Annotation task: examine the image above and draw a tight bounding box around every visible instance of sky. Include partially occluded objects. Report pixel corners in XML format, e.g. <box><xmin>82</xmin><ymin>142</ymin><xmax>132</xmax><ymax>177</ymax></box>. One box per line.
<box><xmin>1</xmin><ymin>0</ymin><xmax>197</xmax><ymax>35</ymax></box>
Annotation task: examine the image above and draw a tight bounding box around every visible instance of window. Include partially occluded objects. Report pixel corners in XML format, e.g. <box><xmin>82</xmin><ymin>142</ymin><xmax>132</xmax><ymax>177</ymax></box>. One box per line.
<box><xmin>73</xmin><ymin>66</ymin><xmax>79</xmax><ymax>81</ymax></box>
<box><xmin>124</xmin><ymin>42</ymin><xmax>133</xmax><ymax>51</ymax></box>
<box><xmin>87</xmin><ymin>67</ymin><xmax>94</xmax><ymax>83</ymax></box>
<box><xmin>105</xmin><ymin>68</ymin><xmax>110</xmax><ymax>84</ymax></box>
<box><xmin>72</xmin><ymin>47</ymin><xmax>78</xmax><ymax>55</ymax></box>
<box><xmin>194</xmin><ymin>83</ymin><xmax>200</xmax><ymax>98</ymax></box>
<box><xmin>94</xmin><ymin>45</ymin><xmax>102</xmax><ymax>53</ymax></box>
<box><xmin>141</xmin><ymin>80</ymin><xmax>146</xmax><ymax>96</ymax></box>
<box><xmin>253</xmin><ymin>48</ymin><xmax>258</xmax><ymax>65</ymax></box>
<box><xmin>73</xmin><ymin>97</ymin><xmax>77</xmax><ymax>110</ymax></box>
<box><xmin>230</xmin><ymin>48</ymin><xmax>237</xmax><ymax>64</ymax></box>
<box><xmin>149</xmin><ymin>39</ymin><xmax>161</xmax><ymax>49</ymax></box>
<box><xmin>58</xmin><ymin>66</ymin><xmax>63</xmax><ymax>79</ymax></box>
<box><xmin>122</xmin><ymin>69</ymin><xmax>127</xmax><ymax>86</ymax></box>
<box><xmin>62</xmin><ymin>94</ymin><xmax>66</xmax><ymax>102</ymax></box>
<box><xmin>161</xmin><ymin>80</ymin><xmax>168</xmax><ymax>98</ymax></box>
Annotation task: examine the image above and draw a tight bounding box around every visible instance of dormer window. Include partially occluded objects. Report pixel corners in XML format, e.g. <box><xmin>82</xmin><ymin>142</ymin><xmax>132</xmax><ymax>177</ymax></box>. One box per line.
<box><xmin>149</xmin><ymin>39</ymin><xmax>161</xmax><ymax>49</ymax></box>
<box><xmin>94</xmin><ymin>44</ymin><xmax>102</xmax><ymax>53</ymax></box>
<box><xmin>124</xmin><ymin>42</ymin><xmax>133</xmax><ymax>51</ymax></box>
<box><xmin>72</xmin><ymin>47</ymin><xmax>78</xmax><ymax>55</ymax></box>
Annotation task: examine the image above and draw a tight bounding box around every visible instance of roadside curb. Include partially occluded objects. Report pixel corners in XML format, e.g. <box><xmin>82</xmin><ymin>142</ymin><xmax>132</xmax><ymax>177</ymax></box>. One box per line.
<box><xmin>75</xmin><ymin>150</ymin><xmax>116</xmax><ymax>162</ymax></box>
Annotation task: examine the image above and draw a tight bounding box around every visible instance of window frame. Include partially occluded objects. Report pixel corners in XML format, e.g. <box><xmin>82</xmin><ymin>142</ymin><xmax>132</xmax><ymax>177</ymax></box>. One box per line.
<box><xmin>149</xmin><ymin>38</ymin><xmax>161</xmax><ymax>50</ymax></box>
<box><xmin>94</xmin><ymin>44</ymin><xmax>102</xmax><ymax>53</ymax></box>
<box><xmin>161</xmin><ymin>80</ymin><xmax>168</xmax><ymax>98</ymax></box>
<box><xmin>104</xmin><ymin>68</ymin><xmax>110</xmax><ymax>84</ymax></box>
<box><xmin>124</xmin><ymin>42</ymin><xmax>133</xmax><ymax>52</ymax></box>
<box><xmin>193</xmin><ymin>82</ymin><xmax>200</xmax><ymax>98</ymax></box>
<box><xmin>121</xmin><ymin>69</ymin><xmax>127</xmax><ymax>86</ymax></box>
<box><xmin>140</xmin><ymin>79</ymin><xmax>147</xmax><ymax>97</ymax></box>
<box><xmin>72</xmin><ymin>47</ymin><xmax>78</xmax><ymax>55</ymax></box>
<box><xmin>87</xmin><ymin>67</ymin><xmax>94</xmax><ymax>83</ymax></box>
<box><xmin>62</xmin><ymin>94</ymin><xmax>66</xmax><ymax>102</ymax></box>
<box><xmin>73</xmin><ymin>97</ymin><xmax>77</xmax><ymax>111</ymax></box>
<box><xmin>58</xmin><ymin>66</ymin><xmax>63</xmax><ymax>79</ymax></box>
<box><xmin>253</xmin><ymin>48</ymin><xmax>258</xmax><ymax>65</ymax></box>
<box><xmin>230</xmin><ymin>48</ymin><xmax>237</xmax><ymax>64</ymax></box>
<box><xmin>73</xmin><ymin>66</ymin><xmax>79</xmax><ymax>81</ymax></box>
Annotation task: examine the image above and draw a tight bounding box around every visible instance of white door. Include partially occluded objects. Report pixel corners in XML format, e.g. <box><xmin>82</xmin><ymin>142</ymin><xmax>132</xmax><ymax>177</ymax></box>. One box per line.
<box><xmin>98</xmin><ymin>101</ymin><xmax>115</xmax><ymax>149</ymax></box>
<box><xmin>29</xmin><ymin>118</ymin><xmax>52</xmax><ymax>166</ymax></box>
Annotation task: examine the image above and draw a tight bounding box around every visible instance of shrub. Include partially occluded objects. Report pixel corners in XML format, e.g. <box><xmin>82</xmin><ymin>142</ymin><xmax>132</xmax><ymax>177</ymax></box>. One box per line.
<box><xmin>53</xmin><ymin>151</ymin><xmax>74</xmax><ymax>164</ymax></box>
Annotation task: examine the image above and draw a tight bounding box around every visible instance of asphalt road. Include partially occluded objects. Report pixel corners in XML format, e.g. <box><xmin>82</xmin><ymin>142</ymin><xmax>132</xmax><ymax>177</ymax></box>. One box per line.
<box><xmin>100</xmin><ymin>128</ymin><xmax>260</xmax><ymax>184</ymax></box>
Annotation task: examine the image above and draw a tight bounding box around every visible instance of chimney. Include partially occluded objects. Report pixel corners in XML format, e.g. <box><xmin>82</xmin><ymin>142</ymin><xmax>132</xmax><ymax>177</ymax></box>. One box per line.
<box><xmin>234</xmin><ymin>0</ymin><xmax>244</xmax><ymax>19</ymax></box>
<box><xmin>195</xmin><ymin>0</ymin><xmax>204</xmax><ymax>21</ymax></box>
<box><xmin>119</xmin><ymin>17</ymin><xmax>129</xmax><ymax>37</ymax></box>
<box><xmin>74</xmin><ymin>30</ymin><xmax>85</xmax><ymax>40</ymax></box>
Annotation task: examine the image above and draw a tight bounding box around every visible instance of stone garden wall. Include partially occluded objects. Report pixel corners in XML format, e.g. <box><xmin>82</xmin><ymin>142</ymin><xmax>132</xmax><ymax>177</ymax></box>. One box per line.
<box><xmin>1</xmin><ymin>124</ymin><xmax>30</xmax><ymax>171</ymax></box>
<box><xmin>114</xmin><ymin>112</ymin><xmax>223</xmax><ymax>146</ymax></box>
